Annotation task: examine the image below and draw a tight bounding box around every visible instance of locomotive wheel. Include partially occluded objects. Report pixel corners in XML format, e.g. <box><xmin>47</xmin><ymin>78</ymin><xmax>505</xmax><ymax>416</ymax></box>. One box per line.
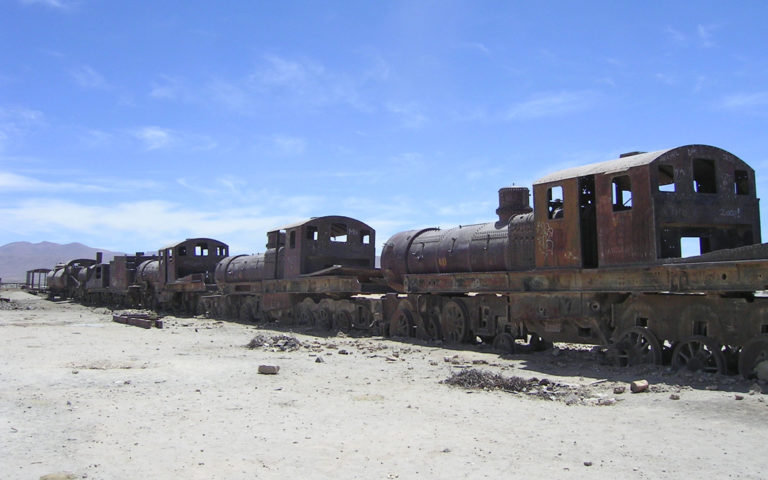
<box><xmin>610</xmin><ymin>327</ymin><xmax>663</xmax><ymax>367</ymax></box>
<box><xmin>297</xmin><ymin>308</ymin><xmax>314</xmax><ymax>326</ymax></box>
<box><xmin>294</xmin><ymin>298</ymin><xmax>315</xmax><ymax>326</ymax></box>
<box><xmin>425</xmin><ymin>306</ymin><xmax>443</xmax><ymax>341</ymax></box>
<box><xmin>492</xmin><ymin>332</ymin><xmax>516</xmax><ymax>354</ymax></box>
<box><xmin>739</xmin><ymin>338</ymin><xmax>768</xmax><ymax>379</ymax></box>
<box><xmin>299</xmin><ymin>308</ymin><xmax>314</xmax><ymax>325</ymax></box>
<box><xmin>196</xmin><ymin>298</ymin><xmax>208</xmax><ymax>316</ymax></box>
<box><xmin>314</xmin><ymin>308</ymin><xmax>333</xmax><ymax>330</ymax></box>
<box><xmin>353</xmin><ymin>307</ymin><xmax>374</xmax><ymax>331</ymax></box>
<box><xmin>529</xmin><ymin>334</ymin><xmax>553</xmax><ymax>352</ymax></box>
<box><xmin>672</xmin><ymin>336</ymin><xmax>727</xmax><ymax>375</ymax></box>
<box><xmin>333</xmin><ymin>310</ymin><xmax>353</xmax><ymax>331</ymax></box>
<box><xmin>389</xmin><ymin>306</ymin><xmax>414</xmax><ymax>338</ymax></box>
<box><xmin>239</xmin><ymin>303</ymin><xmax>254</xmax><ymax>323</ymax></box>
<box><xmin>411</xmin><ymin>314</ymin><xmax>432</xmax><ymax>340</ymax></box>
<box><xmin>441</xmin><ymin>300</ymin><xmax>470</xmax><ymax>344</ymax></box>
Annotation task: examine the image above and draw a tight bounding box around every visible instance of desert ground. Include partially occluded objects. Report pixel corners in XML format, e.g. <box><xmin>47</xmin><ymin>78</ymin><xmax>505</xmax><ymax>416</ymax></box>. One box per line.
<box><xmin>1</xmin><ymin>288</ymin><xmax>767</xmax><ymax>480</ymax></box>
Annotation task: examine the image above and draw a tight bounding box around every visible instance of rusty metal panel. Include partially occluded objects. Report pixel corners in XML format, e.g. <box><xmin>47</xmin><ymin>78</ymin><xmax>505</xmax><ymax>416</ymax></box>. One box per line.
<box><xmin>594</xmin><ymin>167</ymin><xmax>656</xmax><ymax>266</ymax></box>
<box><xmin>508</xmin><ymin>212</ymin><xmax>535</xmax><ymax>269</ymax></box>
<box><xmin>403</xmin><ymin>255</ymin><xmax>768</xmax><ymax>295</ymax></box>
<box><xmin>533</xmin><ymin>177</ymin><xmax>582</xmax><ymax>268</ymax></box>
<box><xmin>108</xmin><ymin>254</ymin><xmax>157</xmax><ymax>292</ymax></box>
<box><xmin>653</xmin><ymin>145</ymin><xmax>760</xmax><ymax>258</ymax></box>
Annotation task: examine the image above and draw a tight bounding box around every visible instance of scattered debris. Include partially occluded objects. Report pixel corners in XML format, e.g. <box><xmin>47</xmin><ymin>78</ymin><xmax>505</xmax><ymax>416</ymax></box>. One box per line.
<box><xmin>597</xmin><ymin>397</ymin><xmax>617</xmax><ymax>406</ymax></box>
<box><xmin>669</xmin><ymin>394</ymin><xmax>680</xmax><ymax>400</ymax></box>
<box><xmin>0</xmin><ymin>298</ymin><xmax>21</xmax><ymax>310</ymax></box>
<box><xmin>564</xmin><ymin>393</ymin><xmax>580</xmax><ymax>405</ymax></box>
<box><xmin>630</xmin><ymin>380</ymin><xmax>649</xmax><ymax>393</ymax></box>
<box><xmin>246</xmin><ymin>335</ymin><xmax>302</xmax><ymax>351</ymax></box>
<box><xmin>735</xmin><ymin>394</ymin><xmax>745</xmax><ymax>400</ymax></box>
<box><xmin>113</xmin><ymin>313</ymin><xmax>162</xmax><ymax>329</ymax></box>
<box><xmin>258</xmin><ymin>365</ymin><xmax>280</xmax><ymax>375</ymax></box>
<box><xmin>613</xmin><ymin>386</ymin><xmax>626</xmax><ymax>394</ymax></box>
<box><xmin>315</xmin><ymin>356</ymin><xmax>325</xmax><ymax>363</ymax></box>
<box><xmin>443</xmin><ymin>369</ymin><xmax>529</xmax><ymax>392</ymax></box>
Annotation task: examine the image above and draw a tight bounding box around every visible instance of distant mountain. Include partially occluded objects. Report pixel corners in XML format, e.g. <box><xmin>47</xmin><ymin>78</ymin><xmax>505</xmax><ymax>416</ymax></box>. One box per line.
<box><xmin>0</xmin><ymin>241</ymin><xmax>125</xmax><ymax>282</ymax></box>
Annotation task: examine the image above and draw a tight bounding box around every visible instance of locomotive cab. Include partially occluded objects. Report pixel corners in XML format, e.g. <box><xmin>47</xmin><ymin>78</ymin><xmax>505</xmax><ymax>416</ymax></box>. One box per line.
<box><xmin>275</xmin><ymin>215</ymin><xmax>376</xmax><ymax>278</ymax></box>
<box><xmin>159</xmin><ymin>238</ymin><xmax>229</xmax><ymax>285</ymax></box>
<box><xmin>533</xmin><ymin>144</ymin><xmax>760</xmax><ymax>268</ymax></box>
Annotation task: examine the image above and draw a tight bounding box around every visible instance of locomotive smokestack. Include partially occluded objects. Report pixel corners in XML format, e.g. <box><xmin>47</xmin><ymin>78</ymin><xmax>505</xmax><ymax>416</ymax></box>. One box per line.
<box><xmin>96</xmin><ymin>252</ymin><xmax>103</xmax><ymax>263</ymax></box>
<box><xmin>496</xmin><ymin>187</ymin><xmax>532</xmax><ymax>223</ymax></box>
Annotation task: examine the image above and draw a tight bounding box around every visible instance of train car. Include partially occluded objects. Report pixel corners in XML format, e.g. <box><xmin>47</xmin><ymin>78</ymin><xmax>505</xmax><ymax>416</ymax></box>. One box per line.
<box><xmin>46</xmin><ymin>257</ymin><xmax>98</xmax><ymax>300</ymax></box>
<box><xmin>381</xmin><ymin>144</ymin><xmax>768</xmax><ymax>377</ymax></box>
<box><xmin>135</xmin><ymin>238</ymin><xmax>229</xmax><ymax>313</ymax></box>
<box><xmin>202</xmin><ymin>215</ymin><xmax>388</xmax><ymax>330</ymax></box>
<box><xmin>80</xmin><ymin>252</ymin><xmax>159</xmax><ymax>306</ymax></box>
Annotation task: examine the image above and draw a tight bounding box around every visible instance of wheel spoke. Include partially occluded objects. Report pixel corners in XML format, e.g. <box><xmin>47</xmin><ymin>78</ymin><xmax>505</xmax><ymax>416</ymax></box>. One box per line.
<box><xmin>672</xmin><ymin>336</ymin><xmax>726</xmax><ymax>374</ymax></box>
<box><xmin>609</xmin><ymin>327</ymin><xmax>662</xmax><ymax>367</ymax></box>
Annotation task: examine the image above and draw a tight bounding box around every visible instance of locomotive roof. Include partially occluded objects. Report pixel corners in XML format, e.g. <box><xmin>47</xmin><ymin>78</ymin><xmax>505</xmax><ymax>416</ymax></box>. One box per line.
<box><xmin>533</xmin><ymin>144</ymin><xmax>744</xmax><ymax>185</ymax></box>
<box><xmin>534</xmin><ymin>148</ymin><xmax>672</xmax><ymax>185</ymax></box>
<box><xmin>159</xmin><ymin>237</ymin><xmax>228</xmax><ymax>250</ymax></box>
<box><xmin>272</xmin><ymin>215</ymin><xmax>374</xmax><ymax>232</ymax></box>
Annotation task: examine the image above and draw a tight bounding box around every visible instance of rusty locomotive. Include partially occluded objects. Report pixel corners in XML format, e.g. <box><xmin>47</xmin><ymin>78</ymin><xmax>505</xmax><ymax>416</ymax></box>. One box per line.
<box><xmin>381</xmin><ymin>144</ymin><xmax>768</xmax><ymax>377</ymax></box>
<box><xmin>41</xmin><ymin>144</ymin><xmax>768</xmax><ymax>377</ymax></box>
<box><xmin>46</xmin><ymin>238</ymin><xmax>228</xmax><ymax>313</ymax></box>
<box><xmin>201</xmin><ymin>215</ymin><xmax>389</xmax><ymax>332</ymax></box>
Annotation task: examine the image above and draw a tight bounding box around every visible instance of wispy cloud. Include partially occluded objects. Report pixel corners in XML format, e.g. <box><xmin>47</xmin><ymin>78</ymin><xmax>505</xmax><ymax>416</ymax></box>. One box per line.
<box><xmin>664</xmin><ymin>26</ymin><xmax>688</xmax><ymax>46</ymax></box>
<box><xmin>133</xmin><ymin>126</ymin><xmax>173</xmax><ymax>150</ymax></box>
<box><xmin>717</xmin><ymin>92</ymin><xmax>768</xmax><ymax>111</ymax></box>
<box><xmin>176</xmin><ymin>176</ymin><xmax>249</xmax><ymax>199</ymax></box>
<box><xmin>697</xmin><ymin>24</ymin><xmax>717</xmax><ymax>48</ymax></box>
<box><xmin>505</xmin><ymin>91</ymin><xmax>595</xmax><ymax>120</ymax></box>
<box><xmin>70</xmin><ymin>65</ymin><xmax>108</xmax><ymax>89</ymax></box>
<box><xmin>21</xmin><ymin>0</ymin><xmax>71</xmax><ymax>8</ymax></box>
<box><xmin>0</xmin><ymin>171</ymin><xmax>110</xmax><ymax>193</ymax></box>
<box><xmin>248</xmin><ymin>54</ymin><xmax>373</xmax><ymax>112</ymax></box>
<box><xmin>254</xmin><ymin>55</ymin><xmax>319</xmax><ymax>88</ymax></box>
<box><xmin>665</xmin><ymin>24</ymin><xmax>717</xmax><ymax>49</ymax></box>
<box><xmin>150</xmin><ymin>75</ymin><xmax>185</xmax><ymax>100</ymax></box>
<box><xmin>654</xmin><ymin>73</ymin><xmax>678</xmax><ymax>86</ymax></box>
<box><xmin>0</xmin><ymin>106</ymin><xmax>45</xmax><ymax>149</ymax></box>
<box><xmin>206</xmin><ymin>79</ymin><xmax>254</xmax><ymax>113</ymax></box>
<box><xmin>386</xmin><ymin>102</ymin><xmax>428</xmax><ymax>129</ymax></box>
<box><xmin>459</xmin><ymin>41</ymin><xmax>491</xmax><ymax>57</ymax></box>
<box><xmin>272</xmin><ymin>135</ymin><xmax>306</xmax><ymax>156</ymax></box>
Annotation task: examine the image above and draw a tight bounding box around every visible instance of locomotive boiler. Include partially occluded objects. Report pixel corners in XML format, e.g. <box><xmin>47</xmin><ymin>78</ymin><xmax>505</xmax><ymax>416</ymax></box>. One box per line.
<box><xmin>381</xmin><ymin>187</ymin><xmax>534</xmax><ymax>291</ymax></box>
<box><xmin>47</xmin><ymin>257</ymin><xmax>98</xmax><ymax>300</ymax></box>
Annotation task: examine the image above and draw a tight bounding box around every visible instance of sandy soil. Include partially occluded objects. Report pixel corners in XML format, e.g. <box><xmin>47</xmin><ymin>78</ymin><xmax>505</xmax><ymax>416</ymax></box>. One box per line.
<box><xmin>1</xmin><ymin>289</ymin><xmax>767</xmax><ymax>480</ymax></box>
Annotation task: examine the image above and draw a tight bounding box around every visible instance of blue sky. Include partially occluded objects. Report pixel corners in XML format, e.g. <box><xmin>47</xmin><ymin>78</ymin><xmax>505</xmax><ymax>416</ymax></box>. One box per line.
<box><xmin>2</xmin><ymin>1</ymin><xmax>768</xmax><ymax>255</ymax></box>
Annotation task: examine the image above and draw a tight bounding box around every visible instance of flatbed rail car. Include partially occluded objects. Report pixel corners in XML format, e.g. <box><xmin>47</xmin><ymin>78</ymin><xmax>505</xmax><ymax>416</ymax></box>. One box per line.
<box><xmin>201</xmin><ymin>216</ymin><xmax>391</xmax><ymax>331</ymax></box>
<box><xmin>381</xmin><ymin>145</ymin><xmax>768</xmax><ymax>377</ymax></box>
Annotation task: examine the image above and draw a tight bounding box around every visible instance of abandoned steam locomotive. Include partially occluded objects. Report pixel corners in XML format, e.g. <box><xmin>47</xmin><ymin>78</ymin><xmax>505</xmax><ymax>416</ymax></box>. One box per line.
<box><xmin>42</xmin><ymin>144</ymin><xmax>768</xmax><ymax>378</ymax></box>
